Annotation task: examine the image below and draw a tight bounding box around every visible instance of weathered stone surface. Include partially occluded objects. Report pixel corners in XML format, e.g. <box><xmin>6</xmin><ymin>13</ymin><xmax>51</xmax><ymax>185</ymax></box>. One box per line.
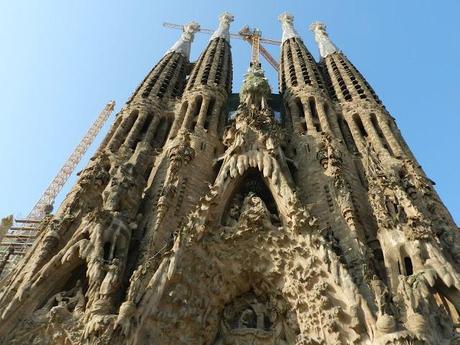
<box><xmin>0</xmin><ymin>12</ymin><xmax>458</xmax><ymax>345</ymax></box>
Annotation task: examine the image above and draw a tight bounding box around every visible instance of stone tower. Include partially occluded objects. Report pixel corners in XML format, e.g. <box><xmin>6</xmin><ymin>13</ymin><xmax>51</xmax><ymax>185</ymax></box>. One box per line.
<box><xmin>0</xmin><ymin>12</ymin><xmax>459</xmax><ymax>345</ymax></box>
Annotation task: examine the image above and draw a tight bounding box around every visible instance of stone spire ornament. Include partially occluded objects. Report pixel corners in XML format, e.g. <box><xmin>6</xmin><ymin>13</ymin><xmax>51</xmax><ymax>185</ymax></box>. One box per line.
<box><xmin>166</xmin><ymin>21</ymin><xmax>200</xmax><ymax>58</ymax></box>
<box><xmin>210</xmin><ymin>12</ymin><xmax>234</xmax><ymax>42</ymax></box>
<box><xmin>240</xmin><ymin>64</ymin><xmax>271</xmax><ymax>109</ymax></box>
<box><xmin>278</xmin><ymin>12</ymin><xmax>300</xmax><ymax>43</ymax></box>
<box><xmin>309</xmin><ymin>21</ymin><xmax>339</xmax><ymax>58</ymax></box>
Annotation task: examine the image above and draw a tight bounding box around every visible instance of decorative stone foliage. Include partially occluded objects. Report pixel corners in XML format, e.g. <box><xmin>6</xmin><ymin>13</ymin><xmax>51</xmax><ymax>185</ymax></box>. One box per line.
<box><xmin>0</xmin><ymin>12</ymin><xmax>458</xmax><ymax>345</ymax></box>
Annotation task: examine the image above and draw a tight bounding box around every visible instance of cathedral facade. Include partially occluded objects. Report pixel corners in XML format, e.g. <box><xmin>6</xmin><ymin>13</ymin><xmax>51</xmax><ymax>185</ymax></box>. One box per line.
<box><xmin>0</xmin><ymin>12</ymin><xmax>459</xmax><ymax>345</ymax></box>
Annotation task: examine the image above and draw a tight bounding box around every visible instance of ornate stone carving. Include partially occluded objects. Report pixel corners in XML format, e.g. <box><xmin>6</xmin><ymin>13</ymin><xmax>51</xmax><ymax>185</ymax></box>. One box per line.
<box><xmin>0</xmin><ymin>14</ymin><xmax>459</xmax><ymax>345</ymax></box>
<box><xmin>309</xmin><ymin>22</ymin><xmax>339</xmax><ymax>58</ymax></box>
<box><xmin>213</xmin><ymin>292</ymin><xmax>295</xmax><ymax>345</ymax></box>
<box><xmin>210</xmin><ymin>12</ymin><xmax>234</xmax><ymax>42</ymax></box>
<box><xmin>166</xmin><ymin>21</ymin><xmax>201</xmax><ymax>58</ymax></box>
<box><xmin>278</xmin><ymin>12</ymin><xmax>299</xmax><ymax>43</ymax></box>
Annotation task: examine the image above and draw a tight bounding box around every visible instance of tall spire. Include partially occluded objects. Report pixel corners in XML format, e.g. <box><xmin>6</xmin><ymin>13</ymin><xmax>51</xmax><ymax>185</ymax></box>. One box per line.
<box><xmin>166</xmin><ymin>21</ymin><xmax>200</xmax><ymax>58</ymax></box>
<box><xmin>278</xmin><ymin>12</ymin><xmax>300</xmax><ymax>43</ymax></box>
<box><xmin>210</xmin><ymin>12</ymin><xmax>234</xmax><ymax>42</ymax></box>
<box><xmin>309</xmin><ymin>22</ymin><xmax>339</xmax><ymax>58</ymax></box>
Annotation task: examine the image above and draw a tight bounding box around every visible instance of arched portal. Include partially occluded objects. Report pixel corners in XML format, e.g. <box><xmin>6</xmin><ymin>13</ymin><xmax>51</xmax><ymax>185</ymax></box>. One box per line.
<box><xmin>220</xmin><ymin>168</ymin><xmax>281</xmax><ymax>227</ymax></box>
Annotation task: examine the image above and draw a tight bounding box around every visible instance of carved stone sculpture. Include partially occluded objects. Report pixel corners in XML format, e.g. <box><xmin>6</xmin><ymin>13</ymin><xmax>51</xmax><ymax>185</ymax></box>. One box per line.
<box><xmin>0</xmin><ymin>12</ymin><xmax>458</xmax><ymax>345</ymax></box>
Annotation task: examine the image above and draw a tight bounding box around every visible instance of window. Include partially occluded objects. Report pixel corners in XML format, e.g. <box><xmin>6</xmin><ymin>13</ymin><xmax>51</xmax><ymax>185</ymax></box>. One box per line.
<box><xmin>404</xmin><ymin>257</ymin><xmax>413</xmax><ymax>276</ymax></box>
<box><xmin>308</xmin><ymin>98</ymin><xmax>322</xmax><ymax>132</ymax></box>
<box><xmin>294</xmin><ymin>98</ymin><xmax>307</xmax><ymax>133</ymax></box>
<box><xmin>204</xmin><ymin>98</ymin><xmax>215</xmax><ymax>130</ymax></box>
<box><xmin>189</xmin><ymin>96</ymin><xmax>203</xmax><ymax>131</ymax></box>
<box><xmin>353</xmin><ymin>114</ymin><xmax>368</xmax><ymax>138</ymax></box>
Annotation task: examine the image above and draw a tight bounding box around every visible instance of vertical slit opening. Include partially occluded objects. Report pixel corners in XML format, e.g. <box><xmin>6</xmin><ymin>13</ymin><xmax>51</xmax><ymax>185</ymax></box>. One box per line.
<box><xmin>308</xmin><ymin>97</ymin><xmax>322</xmax><ymax>132</ymax></box>
<box><xmin>353</xmin><ymin>114</ymin><xmax>368</xmax><ymax>138</ymax></box>
<box><xmin>204</xmin><ymin>98</ymin><xmax>215</xmax><ymax>130</ymax></box>
<box><xmin>404</xmin><ymin>256</ymin><xmax>413</xmax><ymax>276</ymax></box>
<box><xmin>370</xmin><ymin>113</ymin><xmax>394</xmax><ymax>156</ymax></box>
<box><xmin>295</xmin><ymin>98</ymin><xmax>307</xmax><ymax>133</ymax></box>
<box><xmin>189</xmin><ymin>96</ymin><xmax>202</xmax><ymax>131</ymax></box>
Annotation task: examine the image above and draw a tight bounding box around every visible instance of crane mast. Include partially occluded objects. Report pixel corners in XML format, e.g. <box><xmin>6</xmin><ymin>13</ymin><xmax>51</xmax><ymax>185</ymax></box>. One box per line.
<box><xmin>250</xmin><ymin>29</ymin><xmax>261</xmax><ymax>66</ymax></box>
<box><xmin>27</xmin><ymin>101</ymin><xmax>115</xmax><ymax>220</ymax></box>
<box><xmin>0</xmin><ymin>101</ymin><xmax>115</xmax><ymax>277</ymax></box>
<box><xmin>163</xmin><ymin>22</ymin><xmax>280</xmax><ymax>70</ymax></box>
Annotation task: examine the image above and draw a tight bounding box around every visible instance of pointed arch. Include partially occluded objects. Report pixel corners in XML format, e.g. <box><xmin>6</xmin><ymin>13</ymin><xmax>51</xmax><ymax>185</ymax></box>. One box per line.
<box><xmin>219</xmin><ymin>168</ymin><xmax>281</xmax><ymax>226</ymax></box>
<box><xmin>209</xmin><ymin>160</ymin><xmax>299</xmax><ymax>229</ymax></box>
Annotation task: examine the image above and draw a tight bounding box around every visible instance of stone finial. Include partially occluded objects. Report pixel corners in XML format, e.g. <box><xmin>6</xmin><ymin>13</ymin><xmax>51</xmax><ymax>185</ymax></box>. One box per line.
<box><xmin>278</xmin><ymin>12</ymin><xmax>300</xmax><ymax>43</ymax></box>
<box><xmin>309</xmin><ymin>21</ymin><xmax>339</xmax><ymax>58</ymax></box>
<box><xmin>210</xmin><ymin>12</ymin><xmax>234</xmax><ymax>42</ymax></box>
<box><xmin>166</xmin><ymin>21</ymin><xmax>200</xmax><ymax>58</ymax></box>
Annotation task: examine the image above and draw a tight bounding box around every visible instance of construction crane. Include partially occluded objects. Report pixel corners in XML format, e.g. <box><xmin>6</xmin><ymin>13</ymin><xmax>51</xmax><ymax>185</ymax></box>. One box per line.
<box><xmin>0</xmin><ymin>101</ymin><xmax>115</xmax><ymax>276</ymax></box>
<box><xmin>27</xmin><ymin>100</ymin><xmax>115</xmax><ymax>220</ymax></box>
<box><xmin>163</xmin><ymin>22</ymin><xmax>280</xmax><ymax>71</ymax></box>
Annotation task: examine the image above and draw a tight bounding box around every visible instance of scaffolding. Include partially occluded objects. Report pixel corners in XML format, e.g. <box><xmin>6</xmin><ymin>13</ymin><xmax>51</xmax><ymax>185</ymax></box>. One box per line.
<box><xmin>0</xmin><ymin>101</ymin><xmax>115</xmax><ymax>278</ymax></box>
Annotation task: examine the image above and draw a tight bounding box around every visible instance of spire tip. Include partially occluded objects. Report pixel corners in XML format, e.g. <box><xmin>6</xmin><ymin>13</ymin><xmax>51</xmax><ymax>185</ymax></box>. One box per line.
<box><xmin>210</xmin><ymin>12</ymin><xmax>234</xmax><ymax>42</ymax></box>
<box><xmin>166</xmin><ymin>21</ymin><xmax>200</xmax><ymax>59</ymax></box>
<box><xmin>310</xmin><ymin>21</ymin><xmax>339</xmax><ymax>58</ymax></box>
<box><xmin>278</xmin><ymin>12</ymin><xmax>299</xmax><ymax>43</ymax></box>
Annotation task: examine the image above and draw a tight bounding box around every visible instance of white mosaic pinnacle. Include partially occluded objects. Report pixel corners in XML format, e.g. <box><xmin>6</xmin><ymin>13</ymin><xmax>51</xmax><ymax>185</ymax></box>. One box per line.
<box><xmin>166</xmin><ymin>21</ymin><xmax>200</xmax><ymax>58</ymax></box>
<box><xmin>278</xmin><ymin>12</ymin><xmax>300</xmax><ymax>43</ymax></box>
<box><xmin>210</xmin><ymin>12</ymin><xmax>234</xmax><ymax>42</ymax></box>
<box><xmin>309</xmin><ymin>21</ymin><xmax>339</xmax><ymax>58</ymax></box>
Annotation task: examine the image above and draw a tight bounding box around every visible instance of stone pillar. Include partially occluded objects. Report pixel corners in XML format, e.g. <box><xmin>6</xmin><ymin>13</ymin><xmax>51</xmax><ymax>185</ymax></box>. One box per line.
<box><xmin>288</xmin><ymin>99</ymin><xmax>304</xmax><ymax>134</ymax></box>
<box><xmin>378</xmin><ymin>117</ymin><xmax>404</xmax><ymax>157</ymax></box>
<box><xmin>197</xmin><ymin>98</ymin><xmax>211</xmax><ymax>128</ymax></box>
<box><xmin>316</xmin><ymin>100</ymin><xmax>332</xmax><ymax>133</ymax></box>
<box><xmin>181</xmin><ymin>98</ymin><xmax>198</xmax><ymax>130</ymax></box>
<box><xmin>99</xmin><ymin>116</ymin><xmax>122</xmax><ymax>151</ymax></box>
<box><xmin>144</xmin><ymin>116</ymin><xmax>161</xmax><ymax>144</ymax></box>
<box><xmin>210</xmin><ymin>100</ymin><xmax>224</xmax><ymax>134</ymax></box>
<box><xmin>108</xmin><ymin>111</ymin><xmax>136</xmax><ymax>151</ymax></box>
<box><xmin>300</xmin><ymin>97</ymin><xmax>316</xmax><ymax>134</ymax></box>
<box><xmin>362</xmin><ymin>115</ymin><xmax>386</xmax><ymax>153</ymax></box>
<box><xmin>345</xmin><ymin>115</ymin><xmax>367</xmax><ymax>153</ymax></box>
<box><xmin>124</xmin><ymin>112</ymin><xmax>149</xmax><ymax>148</ymax></box>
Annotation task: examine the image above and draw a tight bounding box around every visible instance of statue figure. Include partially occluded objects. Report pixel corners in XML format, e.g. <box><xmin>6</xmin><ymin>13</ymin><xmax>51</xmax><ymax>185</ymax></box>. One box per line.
<box><xmin>100</xmin><ymin>258</ymin><xmax>122</xmax><ymax>299</ymax></box>
<box><xmin>238</xmin><ymin>193</ymin><xmax>273</xmax><ymax>230</ymax></box>
<box><xmin>383</xmin><ymin>187</ymin><xmax>402</xmax><ymax>222</ymax></box>
<box><xmin>239</xmin><ymin>307</ymin><xmax>257</xmax><ymax>328</ymax></box>
<box><xmin>400</xmin><ymin>159</ymin><xmax>432</xmax><ymax>197</ymax></box>
<box><xmin>317</xmin><ymin>133</ymin><xmax>342</xmax><ymax>177</ymax></box>
<box><xmin>371</xmin><ymin>275</ymin><xmax>389</xmax><ymax>316</ymax></box>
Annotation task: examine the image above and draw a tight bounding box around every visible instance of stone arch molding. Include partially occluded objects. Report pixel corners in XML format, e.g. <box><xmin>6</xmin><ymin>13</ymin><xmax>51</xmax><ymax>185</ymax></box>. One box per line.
<box><xmin>107</xmin><ymin>147</ymin><xmax>378</xmax><ymax>345</ymax></box>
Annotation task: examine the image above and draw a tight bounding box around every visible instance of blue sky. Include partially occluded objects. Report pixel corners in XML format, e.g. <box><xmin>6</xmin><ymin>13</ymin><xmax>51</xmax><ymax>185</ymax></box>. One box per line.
<box><xmin>0</xmin><ymin>0</ymin><xmax>459</xmax><ymax>224</ymax></box>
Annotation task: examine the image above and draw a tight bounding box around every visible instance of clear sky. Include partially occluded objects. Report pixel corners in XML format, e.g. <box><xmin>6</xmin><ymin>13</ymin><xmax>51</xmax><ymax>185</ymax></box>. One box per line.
<box><xmin>0</xmin><ymin>0</ymin><xmax>458</xmax><ymax>224</ymax></box>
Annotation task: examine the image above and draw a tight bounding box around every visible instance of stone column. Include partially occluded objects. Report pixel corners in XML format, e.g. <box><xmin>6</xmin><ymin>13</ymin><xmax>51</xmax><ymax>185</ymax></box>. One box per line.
<box><xmin>345</xmin><ymin>115</ymin><xmax>367</xmax><ymax>153</ymax></box>
<box><xmin>124</xmin><ymin>112</ymin><xmax>149</xmax><ymax>148</ymax></box>
<box><xmin>108</xmin><ymin>111</ymin><xmax>136</xmax><ymax>151</ymax></box>
<box><xmin>378</xmin><ymin>116</ymin><xmax>404</xmax><ymax>157</ymax></box>
<box><xmin>197</xmin><ymin>98</ymin><xmax>211</xmax><ymax>128</ymax></box>
<box><xmin>300</xmin><ymin>97</ymin><xmax>316</xmax><ymax>134</ymax></box>
<box><xmin>99</xmin><ymin>116</ymin><xmax>122</xmax><ymax>151</ymax></box>
<box><xmin>144</xmin><ymin>116</ymin><xmax>161</xmax><ymax>144</ymax></box>
<box><xmin>288</xmin><ymin>99</ymin><xmax>304</xmax><ymax>134</ymax></box>
<box><xmin>210</xmin><ymin>100</ymin><xmax>224</xmax><ymax>134</ymax></box>
<box><xmin>362</xmin><ymin>115</ymin><xmax>386</xmax><ymax>153</ymax></box>
<box><xmin>181</xmin><ymin>98</ymin><xmax>198</xmax><ymax>130</ymax></box>
<box><xmin>316</xmin><ymin>100</ymin><xmax>332</xmax><ymax>133</ymax></box>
